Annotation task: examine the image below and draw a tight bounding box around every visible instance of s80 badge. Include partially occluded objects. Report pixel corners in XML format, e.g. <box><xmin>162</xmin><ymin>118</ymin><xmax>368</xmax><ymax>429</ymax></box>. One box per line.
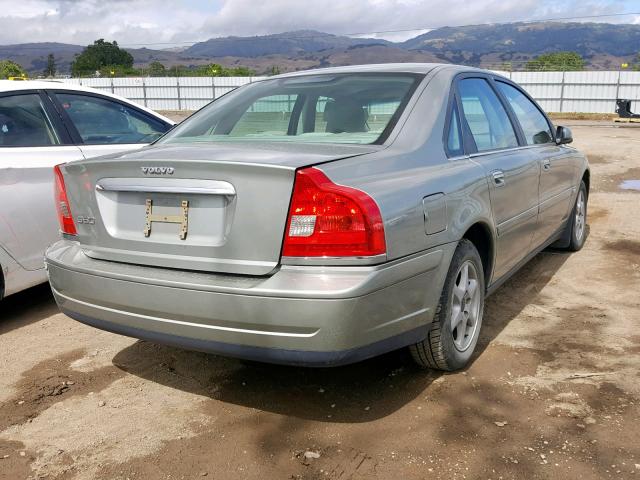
<box><xmin>76</xmin><ymin>216</ymin><xmax>95</xmax><ymax>225</ymax></box>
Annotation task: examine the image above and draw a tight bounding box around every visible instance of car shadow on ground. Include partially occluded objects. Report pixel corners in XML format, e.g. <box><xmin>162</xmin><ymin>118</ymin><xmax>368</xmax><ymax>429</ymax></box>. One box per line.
<box><xmin>0</xmin><ymin>283</ymin><xmax>57</xmax><ymax>335</ymax></box>
<box><xmin>111</xmin><ymin>250</ymin><xmax>571</xmax><ymax>423</ymax></box>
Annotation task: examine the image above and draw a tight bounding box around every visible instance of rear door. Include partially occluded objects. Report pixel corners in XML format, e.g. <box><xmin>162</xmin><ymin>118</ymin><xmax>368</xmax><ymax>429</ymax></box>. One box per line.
<box><xmin>0</xmin><ymin>90</ymin><xmax>84</xmax><ymax>271</ymax></box>
<box><xmin>494</xmin><ymin>80</ymin><xmax>576</xmax><ymax>247</ymax></box>
<box><xmin>456</xmin><ymin>76</ymin><xmax>540</xmax><ymax>281</ymax></box>
<box><xmin>47</xmin><ymin>90</ymin><xmax>172</xmax><ymax>159</ymax></box>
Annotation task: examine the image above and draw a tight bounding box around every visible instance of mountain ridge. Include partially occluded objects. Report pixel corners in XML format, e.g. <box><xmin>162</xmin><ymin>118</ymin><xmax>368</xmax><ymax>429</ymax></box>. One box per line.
<box><xmin>2</xmin><ymin>22</ymin><xmax>639</xmax><ymax>75</ymax></box>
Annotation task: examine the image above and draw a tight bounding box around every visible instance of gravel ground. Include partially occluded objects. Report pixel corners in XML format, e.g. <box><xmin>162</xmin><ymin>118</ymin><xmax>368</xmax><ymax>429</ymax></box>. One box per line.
<box><xmin>1</xmin><ymin>122</ymin><xmax>639</xmax><ymax>480</ymax></box>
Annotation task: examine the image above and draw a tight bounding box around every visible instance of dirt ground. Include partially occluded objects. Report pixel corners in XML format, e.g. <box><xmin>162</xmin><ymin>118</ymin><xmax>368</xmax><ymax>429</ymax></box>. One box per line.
<box><xmin>1</xmin><ymin>122</ymin><xmax>639</xmax><ymax>480</ymax></box>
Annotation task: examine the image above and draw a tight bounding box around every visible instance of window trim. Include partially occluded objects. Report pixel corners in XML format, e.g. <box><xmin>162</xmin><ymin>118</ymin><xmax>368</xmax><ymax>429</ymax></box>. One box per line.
<box><xmin>287</xmin><ymin>94</ymin><xmax>306</xmax><ymax>136</ymax></box>
<box><xmin>442</xmin><ymin>90</ymin><xmax>466</xmax><ymax>158</ymax></box>
<box><xmin>453</xmin><ymin>73</ymin><xmax>525</xmax><ymax>155</ymax></box>
<box><xmin>0</xmin><ymin>89</ymin><xmax>74</xmax><ymax>147</ymax></box>
<box><xmin>301</xmin><ymin>94</ymin><xmax>321</xmax><ymax>133</ymax></box>
<box><xmin>492</xmin><ymin>78</ymin><xmax>556</xmax><ymax>145</ymax></box>
<box><xmin>375</xmin><ymin>73</ymin><xmax>424</xmax><ymax>145</ymax></box>
<box><xmin>46</xmin><ymin>89</ymin><xmax>172</xmax><ymax>146</ymax></box>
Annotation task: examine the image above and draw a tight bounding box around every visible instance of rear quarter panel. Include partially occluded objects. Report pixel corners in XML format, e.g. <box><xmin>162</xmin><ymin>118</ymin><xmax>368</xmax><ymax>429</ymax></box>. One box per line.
<box><xmin>319</xmin><ymin>68</ymin><xmax>495</xmax><ymax>262</ymax></box>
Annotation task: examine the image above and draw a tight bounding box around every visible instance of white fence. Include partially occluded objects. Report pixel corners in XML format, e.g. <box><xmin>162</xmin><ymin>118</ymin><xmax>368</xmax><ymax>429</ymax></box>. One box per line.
<box><xmin>62</xmin><ymin>76</ymin><xmax>267</xmax><ymax>111</ymax></box>
<box><xmin>498</xmin><ymin>71</ymin><xmax>640</xmax><ymax>114</ymax></box>
<box><xmin>63</xmin><ymin>71</ymin><xmax>640</xmax><ymax>114</ymax></box>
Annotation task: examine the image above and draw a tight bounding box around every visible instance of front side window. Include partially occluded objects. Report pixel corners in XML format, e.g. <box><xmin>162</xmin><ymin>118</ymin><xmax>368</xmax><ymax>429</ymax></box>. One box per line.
<box><xmin>158</xmin><ymin>73</ymin><xmax>421</xmax><ymax>145</ymax></box>
<box><xmin>55</xmin><ymin>93</ymin><xmax>169</xmax><ymax>145</ymax></box>
<box><xmin>496</xmin><ymin>82</ymin><xmax>553</xmax><ymax>145</ymax></box>
<box><xmin>0</xmin><ymin>94</ymin><xmax>59</xmax><ymax>147</ymax></box>
<box><xmin>458</xmin><ymin>78</ymin><xmax>518</xmax><ymax>152</ymax></box>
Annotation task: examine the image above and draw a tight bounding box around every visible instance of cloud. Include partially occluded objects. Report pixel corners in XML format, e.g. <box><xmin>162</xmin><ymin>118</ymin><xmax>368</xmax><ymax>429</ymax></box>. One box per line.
<box><xmin>0</xmin><ymin>0</ymin><xmax>635</xmax><ymax>46</ymax></box>
<box><xmin>0</xmin><ymin>0</ymin><xmax>208</xmax><ymax>45</ymax></box>
<box><xmin>200</xmin><ymin>0</ymin><xmax>538</xmax><ymax>37</ymax></box>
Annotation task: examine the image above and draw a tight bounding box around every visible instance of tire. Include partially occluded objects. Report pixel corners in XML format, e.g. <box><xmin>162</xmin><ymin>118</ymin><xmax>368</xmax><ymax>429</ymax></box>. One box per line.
<box><xmin>410</xmin><ymin>239</ymin><xmax>485</xmax><ymax>371</ymax></box>
<box><xmin>561</xmin><ymin>181</ymin><xmax>588</xmax><ymax>252</ymax></box>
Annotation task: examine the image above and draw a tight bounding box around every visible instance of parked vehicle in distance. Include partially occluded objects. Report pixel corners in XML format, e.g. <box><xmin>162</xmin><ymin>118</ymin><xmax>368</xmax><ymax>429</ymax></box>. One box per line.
<box><xmin>0</xmin><ymin>80</ymin><xmax>174</xmax><ymax>299</ymax></box>
<box><xmin>45</xmin><ymin>64</ymin><xmax>589</xmax><ymax>370</ymax></box>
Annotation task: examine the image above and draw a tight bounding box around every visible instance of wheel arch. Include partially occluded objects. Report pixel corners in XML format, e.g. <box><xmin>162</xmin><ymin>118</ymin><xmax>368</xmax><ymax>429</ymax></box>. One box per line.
<box><xmin>461</xmin><ymin>221</ymin><xmax>494</xmax><ymax>288</ymax></box>
<box><xmin>582</xmin><ymin>168</ymin><xmax>590</xmax><ymax>198</ymax></box>
<box><xmin>0</xmin><ymin>261</ymin><xmax>4</xmax><ymax>300</ymax></box>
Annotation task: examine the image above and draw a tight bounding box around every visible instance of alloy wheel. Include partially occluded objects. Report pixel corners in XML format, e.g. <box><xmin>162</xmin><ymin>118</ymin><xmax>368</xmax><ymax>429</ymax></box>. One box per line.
<box><xmin>575</xmin><ymin>190</ymin><xmax>586</xmax><ymax>242</ymax></box>
<box><xmin>450</xmin><ymin>260</ymin><xmax>481</xmax><ymax>352</ymax></box>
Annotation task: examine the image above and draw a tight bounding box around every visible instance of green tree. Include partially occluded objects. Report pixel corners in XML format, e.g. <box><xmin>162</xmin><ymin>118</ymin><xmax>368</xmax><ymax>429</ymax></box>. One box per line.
<box><xmin>267</xmin><ymin>65</ymin><xmax>281</xmax><ymax>76</ymax></box>
<box><xmin>71</xmin><ymin>39</ymin><xmax>134</xmax><ymax>77</ymax></box>
<box><xmin>228</xmin><ymin>66</ymin><xmax>254</xmax><ymax>76</ymax></box>
<box><xmin>159</xmin><ymin>63</ymin><xmax>254</xmax><ymax>77</ymax></box>
<box><xmin>202</xmin><ymin>63</ymin><xmax>225</xmax><ymax>76</ymax></box>
<box><xmin>147</xmin><ymin>61</ymin><xmax>166</xmax><ymax>76</ymax></box>
<box><xmin>500</xmin><ymin>61</ymin><xmax>513</xmax><ymax>72</ymax></box>
<box><xmin>194</xmin><ymin>63</ymin><xmax>254</xmax><ymax>77</ymax></box>
<box><xmin>170</xmin><ymin>64</ymin><xmax>186</xmax><ymax>77</ymax></box>
<box><xmin>0</xmin><ymin>60</ymin><xmax>26</xmax><ymax>79</ymax></box>
<box><xmin>97</xmin><ymin>65</ymin><xmax>140</xmax><ymax>77</ymax></box>
<box><xmin>43</xmin><ymin>53</ymin><xmax>56</xmax><ymax>77</ymax></box>
<box><xmin>526</xmin><ymin>51</ymin><xmax>585</xmax><ymax>71</ymax></box>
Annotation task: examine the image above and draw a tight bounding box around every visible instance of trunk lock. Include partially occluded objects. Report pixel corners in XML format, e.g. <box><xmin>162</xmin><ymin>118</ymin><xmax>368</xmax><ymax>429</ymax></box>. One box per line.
<box><xmin>144</xmin><ymin>199</ymin><xmax>189</xmax><ymax>240</ymax></box>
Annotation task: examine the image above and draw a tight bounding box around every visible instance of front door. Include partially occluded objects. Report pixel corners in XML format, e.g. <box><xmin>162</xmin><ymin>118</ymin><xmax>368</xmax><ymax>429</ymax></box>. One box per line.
<box><xmin>531</xmin><ymin>146</ymin><xmax>576</xmax><ymax>246</ymax></box>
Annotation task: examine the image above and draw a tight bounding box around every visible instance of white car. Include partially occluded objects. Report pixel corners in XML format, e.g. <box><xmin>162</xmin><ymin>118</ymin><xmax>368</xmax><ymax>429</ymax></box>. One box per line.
<box><xmin>0</xmin><ymin>80</ymin><xmax>174</xmax><ymax>299</ymax></box>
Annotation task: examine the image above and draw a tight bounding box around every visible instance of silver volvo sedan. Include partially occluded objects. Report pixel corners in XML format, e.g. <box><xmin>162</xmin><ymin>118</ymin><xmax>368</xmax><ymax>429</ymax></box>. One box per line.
<box><xmin>45</xmin><ymin>64</ymin><xmax>589</xmax><ymax>370</ymax></box>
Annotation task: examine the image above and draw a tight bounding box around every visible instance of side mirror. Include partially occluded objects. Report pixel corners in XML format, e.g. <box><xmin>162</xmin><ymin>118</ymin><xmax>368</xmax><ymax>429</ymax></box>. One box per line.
<box><xmin>555</xmin><ymin>126</ymin><xmax>573</xmax><ymax>145</ymax></box>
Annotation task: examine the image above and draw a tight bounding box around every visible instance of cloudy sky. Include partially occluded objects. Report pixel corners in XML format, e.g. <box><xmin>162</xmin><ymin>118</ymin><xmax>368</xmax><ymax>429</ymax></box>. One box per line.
<box><xmin>0</xmin><ymin>0</ymin><xmax>639</xmax><ymax>46</ymax></box>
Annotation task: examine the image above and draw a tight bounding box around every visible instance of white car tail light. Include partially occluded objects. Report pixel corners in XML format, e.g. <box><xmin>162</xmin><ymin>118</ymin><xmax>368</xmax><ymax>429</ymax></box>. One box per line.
<box><xmin>54</xmin><ymin>164</ymin><xmax>77</xmax><ymax>236</ymax></box>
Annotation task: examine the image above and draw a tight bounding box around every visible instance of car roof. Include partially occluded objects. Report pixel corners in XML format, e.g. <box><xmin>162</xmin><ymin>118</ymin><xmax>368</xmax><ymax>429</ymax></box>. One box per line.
<box><xmin>0</xmin><ymin>79</ymin><xmax>117</xmax><ymax>95</ymax></box>
<box><xmin>270</xmin><ymin>63</ymin><xmax>491</xmax><ymax>79</ymax></box>
<box><xmin>0</xmin><ymin>80</ymin><xmax>175</xmax><ymax>125</ymax></box>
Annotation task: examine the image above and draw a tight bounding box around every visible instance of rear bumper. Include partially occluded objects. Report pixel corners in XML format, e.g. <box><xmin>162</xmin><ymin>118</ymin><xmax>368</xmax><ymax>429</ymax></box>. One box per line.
<box><xmin>45</xmin><ymin>241</ymin><xmax>454</xmax><ymax>366</ymax></box>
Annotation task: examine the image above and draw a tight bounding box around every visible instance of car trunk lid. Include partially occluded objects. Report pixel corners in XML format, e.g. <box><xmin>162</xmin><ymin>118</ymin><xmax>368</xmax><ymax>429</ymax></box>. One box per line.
<box><xmin>61</xmin><ymin>142</ymin><xmax>378</xmax><ymax>275</ymax></box>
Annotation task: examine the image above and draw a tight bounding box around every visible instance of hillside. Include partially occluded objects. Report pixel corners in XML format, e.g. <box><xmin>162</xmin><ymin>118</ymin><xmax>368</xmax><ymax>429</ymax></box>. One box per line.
<box><xmin>0</xmin><ymin>42</ymin><xmax>83</xmax><ymax>74</ymax></box>
<box><xmin>403</xmin><ymin>22</ymin><xmax>640</xmax><ymax>57</ymax></box>
<box><xmin>184</xmin><ymin>30</ymin><xmax>390</xmax><ymax>57</ymax></box>
<box><xmin>2</xmin><ymin>21</ymin><xmax>640</xmax><ymax>75</ymax></box>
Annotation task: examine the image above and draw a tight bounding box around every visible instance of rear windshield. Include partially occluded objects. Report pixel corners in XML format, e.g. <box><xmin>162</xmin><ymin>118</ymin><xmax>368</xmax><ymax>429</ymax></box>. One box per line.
<box><xmin>158</xmin><ymin>73</ymin><xmax>422</xmax><ymax>145</ymax></box>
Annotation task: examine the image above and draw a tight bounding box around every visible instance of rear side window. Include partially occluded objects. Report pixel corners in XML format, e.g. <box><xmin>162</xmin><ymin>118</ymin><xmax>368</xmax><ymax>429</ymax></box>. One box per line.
<box><xmin>458</xmin><ymin>78</ymin><xmax>518</xmax><ymax>152</ymax></box>
<box><xmin>0</xmin><ymin>94</ymin><xmax>60</xmax><ymax>147</ymax></box>
<box><xmin>496</xmin><ymin>82</ymin><xmax>553</xmax><ymax>145</ymax></box>
<box><xmin>55</xmin><ymin>93</ymin><xmax>169</xmax><ymax>145</ymax></box>
<box><xmin>446</xmin><ymin>102</ymin><xmax>464</xmax><ymax>156</ymax></box>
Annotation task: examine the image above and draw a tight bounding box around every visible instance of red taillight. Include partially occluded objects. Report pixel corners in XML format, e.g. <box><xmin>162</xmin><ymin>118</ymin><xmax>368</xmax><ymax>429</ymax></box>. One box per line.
<box><xmin>283</xmin><ymin>167</ymin><xmax>386</xmax><ymax>258</ymax></box>
<box><xmin>53</xmin><ymin>164</ymin><xmax>77</xmax><ymax>236</ymax></box>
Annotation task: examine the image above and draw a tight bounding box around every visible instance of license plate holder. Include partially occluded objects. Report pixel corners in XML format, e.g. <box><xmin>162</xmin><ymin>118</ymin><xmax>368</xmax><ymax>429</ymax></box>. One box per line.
<box><xmin>144</xmin><ymin>198</ymin><xmax>189</xmax><ymax>240</ymax></box>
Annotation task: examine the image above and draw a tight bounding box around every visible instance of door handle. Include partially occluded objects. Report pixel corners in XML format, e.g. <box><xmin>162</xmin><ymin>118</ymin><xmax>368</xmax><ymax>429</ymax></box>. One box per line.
<box><xmin>492</xmin><ymin>170</ymin><xmax>505</xmax><ymax>187</ymax></box>
<box><xmin>542</xmin><ymin>159</ymin><xmax>551</xmax><ymax>171</ymax></box>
